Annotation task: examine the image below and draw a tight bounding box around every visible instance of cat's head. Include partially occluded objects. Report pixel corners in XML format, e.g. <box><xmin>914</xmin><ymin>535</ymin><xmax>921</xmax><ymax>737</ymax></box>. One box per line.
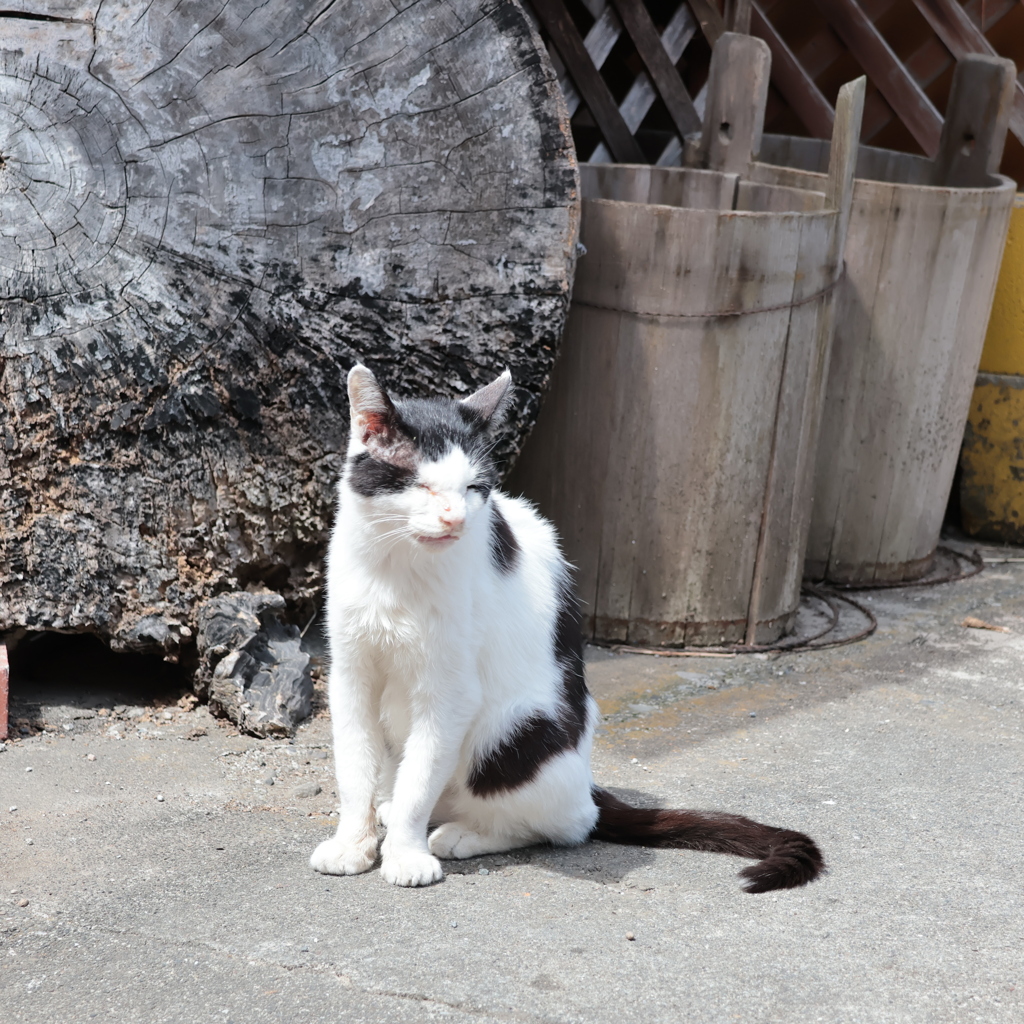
<box><xmin>343</xmin><ymin>364</ymin><xmax>514</xmax><ymax>550</ymax></box>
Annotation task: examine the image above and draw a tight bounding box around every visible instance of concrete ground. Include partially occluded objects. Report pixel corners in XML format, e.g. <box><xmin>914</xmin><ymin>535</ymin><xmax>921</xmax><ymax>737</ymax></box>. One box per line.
<box><xmin>1</xmin><ymin>540</ymin><xmax>1022</xmax><ymax>1024</ymax></box>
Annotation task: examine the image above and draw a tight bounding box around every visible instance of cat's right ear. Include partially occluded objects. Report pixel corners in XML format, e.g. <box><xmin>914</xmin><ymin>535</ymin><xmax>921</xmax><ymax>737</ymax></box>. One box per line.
<box><xmin>348</xmin><ymin>364</ymin><xmax>399</xmax><ymax>445</ymax></box>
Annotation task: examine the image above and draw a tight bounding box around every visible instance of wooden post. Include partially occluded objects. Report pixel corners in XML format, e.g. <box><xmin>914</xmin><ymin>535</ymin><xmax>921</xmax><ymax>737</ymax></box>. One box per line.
<box><xmin>825</xmin><ymin>78</ymin><xmax>868</xmax><ymax>262</ymax></box>
<box><xmin>932</xmin><ymin>55</ymin><xmax>1016</xmax><ymax>189</ymax></box>
<box><xmin>696</xmin><ymin>32</ymin><xmax>772</xmax><ymax>174</ymax></box>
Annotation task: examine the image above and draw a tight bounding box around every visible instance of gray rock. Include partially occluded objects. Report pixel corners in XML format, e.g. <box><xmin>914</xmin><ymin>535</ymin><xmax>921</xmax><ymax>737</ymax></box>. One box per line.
<box><xmin>197</xmin><ymin>592</ymin><xmax>313</xmax><ymax>738</ymax></box>
<box><xmin>289</xmin><ymin>783</ymin><xmax>322</xmax><ymax>800</ymax></box>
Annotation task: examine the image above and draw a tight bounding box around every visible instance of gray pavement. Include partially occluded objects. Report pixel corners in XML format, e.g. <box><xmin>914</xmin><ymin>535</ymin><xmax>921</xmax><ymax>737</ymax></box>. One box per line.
<box><xmin>2</xmin><ymin>542</ymin><xmax>1022</xmax><ymax>1023</ymax></box>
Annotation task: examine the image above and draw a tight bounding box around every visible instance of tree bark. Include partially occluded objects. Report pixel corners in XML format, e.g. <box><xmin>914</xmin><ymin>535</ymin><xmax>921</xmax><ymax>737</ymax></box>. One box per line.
<box><xmin>0</xmin><ymin>0</ymin><xmax>579</xmax><ymax>660</ymax></box>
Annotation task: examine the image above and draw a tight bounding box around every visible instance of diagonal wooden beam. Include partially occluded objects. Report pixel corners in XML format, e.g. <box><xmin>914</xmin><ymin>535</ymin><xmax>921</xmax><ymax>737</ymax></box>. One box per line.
<box><xmin>686</xmin><ymin>0</ymin><xmax>727</xmax><ymax>46</ymax></box>
<box><xmin>554</xmin><ymin>4</ymin><xmax>624</xmax><ymax>119</ymax></box>
<box><xmin>812</xmin><ymin>0</ymin><xmax>943</xmax><ymax>155</ymax></box>
<box><xmin>724</xmin><ymin>0</ymin><xmax>752</xmax><ymax>34</ymax></box>
<box><xmin>589</xmin><ymin>4</ymin><xmax>698</xmax><ymax>164</ymax></box>
<box><xmin>911</xmin><ymin>0</ymin><xmax>1024</xmax><ymax>147</ymax></box>
<box><xmin>610</xmin><ymin>0</ymin><xmax>702</xmax><ymax>138</ymax></box>
<box><xmin>751</xmin><ymin>2</ymin><xmax>835</xmax><ymax>139</ymax></box>
<box><xmin>530</xmin><ymin>0</ymin><xmax>646</xmax><ymax>163</ymax></box>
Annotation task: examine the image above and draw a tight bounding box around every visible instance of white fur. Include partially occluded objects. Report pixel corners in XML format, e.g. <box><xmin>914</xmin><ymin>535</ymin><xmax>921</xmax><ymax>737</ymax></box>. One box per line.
<box><xmin>309</xmin><ymin>374</ymin><xmax>599</xmax><ymax>886</ymax></box>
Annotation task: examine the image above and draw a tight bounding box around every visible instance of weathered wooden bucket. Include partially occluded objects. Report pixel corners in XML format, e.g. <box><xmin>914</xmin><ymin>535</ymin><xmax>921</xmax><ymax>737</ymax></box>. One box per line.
<box><xmin>746</xmin><ymin>53</ymin><xmax>1017</xmax><ymax>584</ymax></box>
<box><xmin>509</xmin><ymin>77</ymin><xmax>864</xmax><ymax>647</ymax></box>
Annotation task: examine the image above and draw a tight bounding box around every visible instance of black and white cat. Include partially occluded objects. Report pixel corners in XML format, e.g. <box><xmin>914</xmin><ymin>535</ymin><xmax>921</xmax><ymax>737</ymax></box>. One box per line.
<box><xmin>309</xmin><ymin>365</ymin><xmax>824</xmax><ymax>892</ymax></box>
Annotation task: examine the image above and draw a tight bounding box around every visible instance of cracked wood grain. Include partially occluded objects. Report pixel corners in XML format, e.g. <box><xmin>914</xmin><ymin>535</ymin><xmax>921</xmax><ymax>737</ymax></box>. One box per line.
<box><xmin>0</xmin><ymin>0</ymin><xmax>579</xmax><ymax>664</ymax></box>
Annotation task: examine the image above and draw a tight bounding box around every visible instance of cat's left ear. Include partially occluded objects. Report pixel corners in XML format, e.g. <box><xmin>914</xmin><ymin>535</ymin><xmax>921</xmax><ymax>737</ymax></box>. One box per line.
<box><xmin>461</xmin><ymin>368</ymin><xmax>513</xmax><ymax>431</ymax></box>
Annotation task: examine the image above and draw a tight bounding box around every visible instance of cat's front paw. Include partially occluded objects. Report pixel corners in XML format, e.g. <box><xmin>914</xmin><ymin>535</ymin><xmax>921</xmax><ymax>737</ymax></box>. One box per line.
<box><xmin>309</xmin><ymin>834</ymin><xmax>378</xmax><ymax>876</ymax></box>
<box><xmin>380</xmin><ymin>849</ymin><xmax>444</xmax><ymax>887</ymax></box>
<box><xmin>428</xmin><ymin>822</ymin><xmax>494</xmax><ymax>859</ymax></box>
<box><xmin>428</xmin><ymin>821</ymin><xmax>473</xmax><ymax>859</ymax></box>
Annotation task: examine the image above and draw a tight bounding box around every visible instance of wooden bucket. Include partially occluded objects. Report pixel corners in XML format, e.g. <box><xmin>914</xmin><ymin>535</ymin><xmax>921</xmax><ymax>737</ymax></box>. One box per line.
<box><xmin>509</xmin><ymin>77</ymin><xmax>863</xmax><ymax>647</ymax></box>
<box><xmin>748</xmin><ymin>55</ymin><xmax>1017</xmax><ymax>584</ymax></box>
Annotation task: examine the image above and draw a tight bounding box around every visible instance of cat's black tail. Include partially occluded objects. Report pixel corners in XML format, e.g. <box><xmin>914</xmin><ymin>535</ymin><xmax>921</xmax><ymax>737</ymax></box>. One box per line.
<box><xmin>590</xmin><ymin>787</ymin><xmax>824</xmax><ymax>893</ymax></box>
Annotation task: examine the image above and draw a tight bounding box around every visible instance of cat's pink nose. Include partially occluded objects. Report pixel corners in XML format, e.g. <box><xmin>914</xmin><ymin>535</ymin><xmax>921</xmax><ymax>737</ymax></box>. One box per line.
<box><xmin>439</xmin><ymin>512</ymin><xmax>464</xmax><ymax>531</ymax></box>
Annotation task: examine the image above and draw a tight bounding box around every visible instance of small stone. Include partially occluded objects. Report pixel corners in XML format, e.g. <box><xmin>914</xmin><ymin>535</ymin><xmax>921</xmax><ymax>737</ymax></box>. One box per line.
<box><xmin>478</xmin><ymin>868</ymin><xmax>489</xmax><ymax>875</ymax></box>
<box><xmin>156</xmin><ymin>795</ymin><xmax>165</xmax><ymax>802</ymax></box>
<box><xmin>289</xmin><ymin>782</ymin><xmax>322</xmax><ymax>800</ymax></box>
<box><xmin>161</xmin><ymin>711</ymin><xmax>173</xmax><ymax>720</ymax></box>
<box><xmin>9</xmin><ymin>806</ymin><xmax>16</xmax><ymax>813</ymax></box>
<box><xmin>17</xmin><ymin>899</ymin><xmax>28</xmax><ymax>907</ymax></box>
<box><xmin>62</xmin><ymin>723</ymin><xmax>74</xmax><ymax>732</ymax></box>
<box><xmin>625</xmin><ymin>932</ymin><xmax>635</xmax><ymax>941</ymax></box>
<box><xmin>87</xmin><ymin>754</ymin><xmax>96</xmax><ymax>761</ymax></box>
<box><xmin>24</xmin><ymin>766</ymin><xmax>33</xmax><ymax>773</ymax></box>
<box><xmin>300</xmin><ymin>945</ymin><xmax>309</xmax><ymax>952</ymax></box>
<box><xmin>630</xmin><ymin>758</ymin><xmax>638</xmax><ymax>764</ymax></box>
<box><xmin>25</xmin><ymin>838</ymin><xmax>34</xmax><ymax>845</ymax></box>
<box><xmin>309</xmin><ymin>750</ymin><xmax>329</xmax><ymax>760</ymax></box>
<box><xmin>450</xmin><ymin>921</ymin><xmax>458</xmax><ymax>928</ymax></box>
<box><xmin>262</xmin><ymin>776</ymin><xmax>275</xmax><ymax>786</ymax></box>
<box><xmin>749</xmin><ymin>712</ymin><xmax>757</xmax><ymax>718</ymax></box>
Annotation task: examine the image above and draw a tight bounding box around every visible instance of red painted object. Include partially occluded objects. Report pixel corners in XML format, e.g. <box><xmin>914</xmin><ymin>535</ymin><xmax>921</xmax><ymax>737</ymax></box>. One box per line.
<box><xmin>0</xmin><ymin>644</ymin><xmax>8</xmax><ymax>740</ymax></box>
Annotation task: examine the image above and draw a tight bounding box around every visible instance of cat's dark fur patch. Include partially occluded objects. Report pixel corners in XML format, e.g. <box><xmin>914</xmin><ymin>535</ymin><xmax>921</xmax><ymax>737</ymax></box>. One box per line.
<box><xmin>468</xmin><ymin>714</ymin><xmax>571</xmax><ymax>796</ymax></box>
<box><xmin>395</xmin><ymin>398</ymin><xmax>495</xmax><ymax>466</ymax></box>
<box><xmin>554</xmin><ymin>571</ymin><xmax>588</xmax><ymax>745</ymax></box>
<box><xmin>347</xmin><ymin>452</ymin><xmax>414</xmax><ymax>496</ymax></box>
<box><xmin>355</xmin><ymin>395</ymin><xmax>502</xmax><ymax>493</ymax></box>
<box><xmin>468</xmin><ymin>570</ymin><xmax>589</xmax><ymax>797</ymax></box>
<box><xmin>590</xmin><ymin>788</ymin><xmax>825</xmax><ymax>892</ymax></box>
<box><xmin>490</xmin><ymin>505</ymin><xmax>520</xmax><ymax>575</ymax></box>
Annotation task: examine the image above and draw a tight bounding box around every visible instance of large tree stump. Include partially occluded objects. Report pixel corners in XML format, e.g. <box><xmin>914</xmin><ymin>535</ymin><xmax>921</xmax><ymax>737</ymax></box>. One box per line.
<box><xmin>0</xmin><ymin>1</ymin><xmax>578</xmax><ymax>664</ymax></box>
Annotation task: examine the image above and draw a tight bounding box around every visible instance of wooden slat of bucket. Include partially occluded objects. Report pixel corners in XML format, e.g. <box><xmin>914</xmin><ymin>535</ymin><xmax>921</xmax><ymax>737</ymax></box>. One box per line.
<box><xmin>744</xmin><ymin>78</ymin><xmax>864</xmax><ymax>640</ymax></box>
<box><xmin>802</xmin><ymin>178</ymin><xmax>897</xmax><ymax>582</ymax></box>
<box><xmin>870</xmin><ymin>187</ymin><xmax>1012</xmax><ymax>578</ymax></box>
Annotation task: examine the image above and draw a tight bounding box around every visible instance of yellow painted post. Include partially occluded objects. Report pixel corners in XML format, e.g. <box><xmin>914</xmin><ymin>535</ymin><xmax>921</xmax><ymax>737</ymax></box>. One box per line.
<box><xmin>960</xmin><ymin>194</ymin><xmax>1024</xmax><ymax>542</ymax></box>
